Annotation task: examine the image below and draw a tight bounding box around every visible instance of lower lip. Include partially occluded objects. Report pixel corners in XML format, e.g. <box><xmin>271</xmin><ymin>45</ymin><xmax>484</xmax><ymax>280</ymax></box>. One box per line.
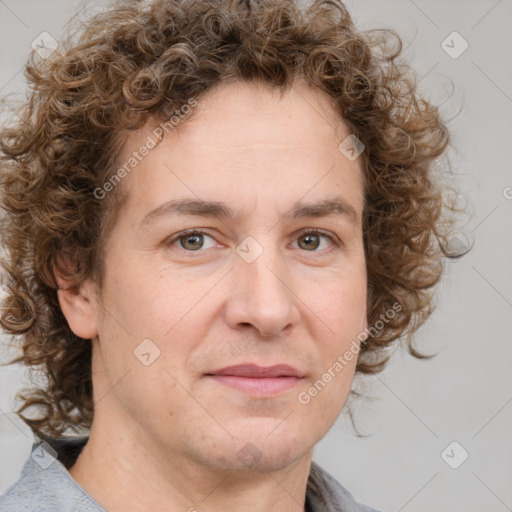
<box><xmin>208</xmin><ymin>375</ymin><xmax>302</xmax><ymax>396</ymax></box>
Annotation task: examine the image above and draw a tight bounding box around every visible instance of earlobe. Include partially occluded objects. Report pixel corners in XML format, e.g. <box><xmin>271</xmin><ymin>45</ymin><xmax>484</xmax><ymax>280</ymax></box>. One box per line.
<box><xmin>56</xmin><ymin>277</ymin><xmax>98</xmax><ymax>340</ymax></box>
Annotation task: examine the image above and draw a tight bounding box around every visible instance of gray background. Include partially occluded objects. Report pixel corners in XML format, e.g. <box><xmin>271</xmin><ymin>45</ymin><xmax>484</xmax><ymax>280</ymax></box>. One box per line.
<box><xmin>1</xmin><ymin>1</ymin><xmax>511</xmax><ymax>511</ymax></box>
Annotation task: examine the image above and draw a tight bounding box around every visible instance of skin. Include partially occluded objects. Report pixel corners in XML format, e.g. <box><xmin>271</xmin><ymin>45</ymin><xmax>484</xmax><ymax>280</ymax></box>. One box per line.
<box><xmin>58</xmin><ymin>80</ymin><xmax>368</xmax><ymax>512</ymax></box>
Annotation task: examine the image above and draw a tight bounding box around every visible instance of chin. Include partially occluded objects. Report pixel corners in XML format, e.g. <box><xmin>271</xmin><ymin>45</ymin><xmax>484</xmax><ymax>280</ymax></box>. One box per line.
<box><xmin>203</xmin><ymin>421</ymin><xmax>312</xmax><ymax>473</ymax></box>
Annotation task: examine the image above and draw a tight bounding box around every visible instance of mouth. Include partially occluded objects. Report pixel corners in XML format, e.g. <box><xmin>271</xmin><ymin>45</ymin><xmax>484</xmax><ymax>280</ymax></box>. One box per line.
<box><xmin>205</xmin><ymin>364</ymin><xmax>305</xmax><ymax>397</ymax></box>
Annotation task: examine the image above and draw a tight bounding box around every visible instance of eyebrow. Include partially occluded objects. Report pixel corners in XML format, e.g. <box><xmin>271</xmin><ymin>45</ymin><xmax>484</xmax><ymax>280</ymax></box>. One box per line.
<box><xmin>139</xmin><ymin>196</ymin><xmax>359</xmax><ymax>229</ymax></box>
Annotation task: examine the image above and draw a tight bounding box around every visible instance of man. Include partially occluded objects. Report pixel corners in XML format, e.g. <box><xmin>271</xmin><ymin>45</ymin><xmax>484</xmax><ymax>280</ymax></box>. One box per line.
<box><xmin>0</xmin><ymin>0</ymin><xmax>463</xmax><ymax>510</ymax></box>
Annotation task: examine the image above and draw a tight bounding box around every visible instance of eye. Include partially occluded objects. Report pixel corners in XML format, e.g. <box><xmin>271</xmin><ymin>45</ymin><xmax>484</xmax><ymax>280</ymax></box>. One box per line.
<box><xmin>167</xmin><ymin>230</ymin><xmax>217</xmax><ymax>251</ymax></box>
<box><xmin>165</xmin><ymin>228</ymin><xmax>340</xmax><ymax>254</ymax></box>
<box><xmin>294</xmin><ymin>229</ymin><xmax>340</xmax><ymax>252</ymax></box>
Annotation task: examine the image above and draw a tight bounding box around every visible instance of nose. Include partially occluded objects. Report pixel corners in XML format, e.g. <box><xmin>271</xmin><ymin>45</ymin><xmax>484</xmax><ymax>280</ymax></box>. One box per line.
<box><xmin>224</xmin><ymin>242</ymin><xmax>301</xmax><ymax>338</ymax></box>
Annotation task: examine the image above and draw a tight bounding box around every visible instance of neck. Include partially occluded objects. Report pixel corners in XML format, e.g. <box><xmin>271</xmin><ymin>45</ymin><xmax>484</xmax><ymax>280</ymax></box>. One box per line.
<box><xmin>68</xmin><ymin>414</ymin><xmax>313</xmax><ymax>512</ymax></box>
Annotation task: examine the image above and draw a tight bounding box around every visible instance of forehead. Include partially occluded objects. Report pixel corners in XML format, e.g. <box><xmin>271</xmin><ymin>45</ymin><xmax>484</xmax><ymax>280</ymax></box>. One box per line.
<box><xmin>112</xmin><ymin>80</ymin><xmax>364</xmax><ymax>225</ymax></box>
<box><xmin>163</xmin><ymin>80</ymin><xmax>351</xmax><ymax>156</ymax></box>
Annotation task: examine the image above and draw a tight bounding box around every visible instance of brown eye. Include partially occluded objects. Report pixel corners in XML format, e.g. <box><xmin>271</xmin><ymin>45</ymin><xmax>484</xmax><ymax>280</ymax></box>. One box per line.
<box><xmin>179</xmin><ymin>233</ymin><xmax>204</xmax><ymax>250</ymax></box>
<box><xmin>297</xmin><ymin>233</ymin><xmax>321</xmax><ymax>251</ymax></box>
<box><xmin>294</xmin><ymin>229</ymin><xmax>339</xmax><ymax>253</ymax></box>
<box><xmin>166</xmin><ymin>230</ymin><xmax>217</xmax><ymax>252</ymax></box>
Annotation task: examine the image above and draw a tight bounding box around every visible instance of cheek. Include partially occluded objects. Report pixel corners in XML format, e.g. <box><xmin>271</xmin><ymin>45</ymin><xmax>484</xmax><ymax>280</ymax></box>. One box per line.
<box><xmin>98</xmin><ymin>262</ymin><xmax>217</xmax><ymax>383</ymax></box>
<box><xmin>308</xmin><ymin>274</ymin><xmax>367</xmax><ymax>389</ymax></box>
<box><xmin>296</xmin><ymin>345</ymin><xmax>359</xmax><ymax>437</ymax></box>
<box><xmin>302</xmin><ymin>286</ymin><xmax>364</xmax><ymax>412</ymax></box>
<box><xmin>315</xmin><ymin>273</ymin><xmax>367</xmax><ymax>333</ymax></box>
<box><xmin>101</xmin><ymin>260</ymin><xmax>180</xmax><ymax>332</ymax></box>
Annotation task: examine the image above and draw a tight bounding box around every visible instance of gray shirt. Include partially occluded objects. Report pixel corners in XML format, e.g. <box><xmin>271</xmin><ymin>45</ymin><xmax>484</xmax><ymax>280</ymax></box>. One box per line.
<box><xmin>0</xmin><ymin>438</ymin><xmax>380</xmax><ymax>511</ymax></box>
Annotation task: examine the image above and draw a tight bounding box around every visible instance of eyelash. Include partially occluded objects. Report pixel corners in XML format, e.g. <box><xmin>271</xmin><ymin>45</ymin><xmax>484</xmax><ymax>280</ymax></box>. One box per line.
<box><xmin>165</xmin><ymin>228</ymin><xmax>341</xmax><ymax>255</ymax></box>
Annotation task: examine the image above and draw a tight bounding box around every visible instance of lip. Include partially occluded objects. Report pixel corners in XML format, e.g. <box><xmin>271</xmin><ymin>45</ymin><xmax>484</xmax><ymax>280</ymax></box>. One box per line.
<box><xmin>205</xmin><ymin>364</ymin><xmax>305</xmax><ymax>397</ymax></box>
<box><xmin>207</xmin><ymin>364</ymin><xmax>305</xmax><ymax>378</ymax></box>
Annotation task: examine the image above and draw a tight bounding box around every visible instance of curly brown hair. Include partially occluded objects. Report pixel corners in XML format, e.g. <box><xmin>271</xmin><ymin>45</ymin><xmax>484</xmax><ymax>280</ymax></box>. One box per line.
<box><xmin>0</xmin><ymin>0</ymin><xmax>467</xmax><ymax>439</ymax></box>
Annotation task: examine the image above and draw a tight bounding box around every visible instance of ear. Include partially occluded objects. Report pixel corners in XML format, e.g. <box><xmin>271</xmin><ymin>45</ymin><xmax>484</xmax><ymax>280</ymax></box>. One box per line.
<box><xmin>55</xmin><ymin>269</ymin><xmax>99</xmax><ymax>340</ymax></box>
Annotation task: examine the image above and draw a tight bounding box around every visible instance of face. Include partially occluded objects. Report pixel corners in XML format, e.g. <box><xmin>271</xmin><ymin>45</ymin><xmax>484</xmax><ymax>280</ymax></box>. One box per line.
<box><xmin>82</xmin><ymin>80</ymin><xmax>367</xmax><ymax>473</ymax></box>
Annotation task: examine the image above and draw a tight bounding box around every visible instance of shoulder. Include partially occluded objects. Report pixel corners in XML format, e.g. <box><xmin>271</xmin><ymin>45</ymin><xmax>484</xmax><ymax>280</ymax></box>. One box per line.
<box><xmin>307</xmin><ymin>461</ymin><xmax>382</xmax><ymax>512</ymax></box>
<box><xmin>0</xmin><ymin>440</ymin><xmax>105</xmax><ymax>512</ymax></box>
